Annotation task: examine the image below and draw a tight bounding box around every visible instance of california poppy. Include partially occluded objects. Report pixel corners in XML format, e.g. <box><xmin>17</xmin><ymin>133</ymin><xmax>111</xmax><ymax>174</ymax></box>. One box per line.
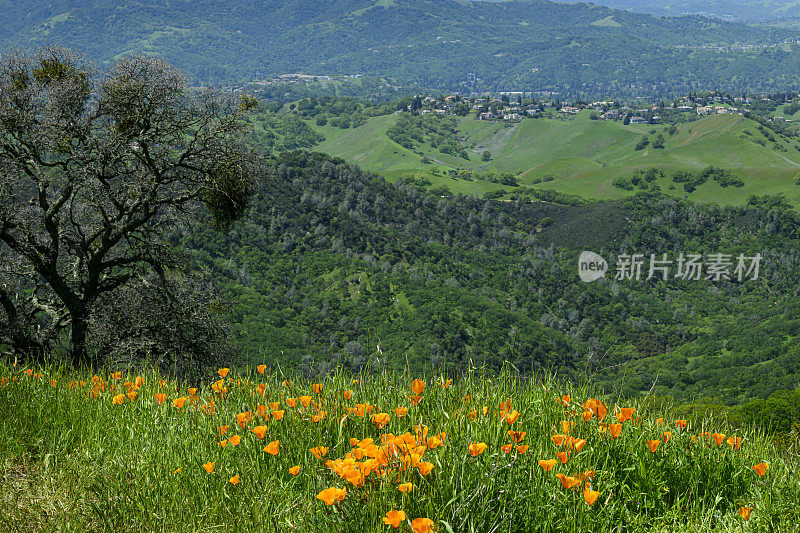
<box><xmin>616</xmin><ymin>407</ymin><xmax>635</xmax><ymax>423</ymax></box>
<box><xmin>505</xmin><ymin>410</ymin><xmax>520</xmax><ymax>425</ymax></box>
<box><xmin>286</xmin><ymin>398</ymin><xmax>297</xmax><ymax>408</ymax></box>
<box><xmin>383</xmin><ymin>510</ymin><xmax>407</xmax><ymax>528</ymax></box>
<box><xmin>411</xmin><ymin>518</ymin><xmax>434</xmax><ymax>533</ymax></box>
<box><xmin>264</xmin><ymin>440</ymin><xmax>280</xmax><ymax>455</ymax></box>
<box><xmin>560</xmin><ymin>394</ymin><xmax>571</xmax><ymax>406</ymax></box>
<box><xmin>299</xmin><ymin>395</ymin><xmax>312</xmax><ymax>408</ymax></box>
<box><xmin>112</xmin><ymin>394</ymin><xmax>125</xmax><ymax>405</ymax></box>
<box><xmin>752</xmin><ymin>462</ymin><xmax>768</xmax><ymax>476</ymax></box>
<box><xmin>310</xmin><ymin>446</ymin><xmax>329</xmax><ymax>459</ymax></box>
<box><xmin>516</xmin><ymin>445</ymin><xmax>529</xmax><ymax>454</ymax></box>
<box><xmin>394</xmin><ymin>407</ymin><xmax>408</xmax><ymax>418</ymax></box>
<box><xmin>289</xmin><ymin>465</ymin><xmax>300</xmax><ymax>475</ymax></box>
<box><xmin>202</xmin><ymin>462</ymin><xmax>214</xmax><ymax>473</ymax></box>
<box><xmin>501</xmin><ymin>444</ymin><xmax>513</xmax><ymax>454</ymax></box>
<box><xmin>251</xmin><ymin>425</ymin><xmax>268</xmax><ymax>439</ymax></box>
<box><xmin>218</xmin><ymin>425</ymin><xmax>229</xmax><ymax>435</ymax></box>
<box><xmin>399</xmin><ymin>482</ymin><xmax>413</xmax><ymax>493</ymax></box>
<box><xmin>647</xmin><ymin>440</ymin><xmax>660</xmax><ymax>453</ymax></box>
<box><xmin>411</xmin><ymin>379</ymin><xmax>425</xmax><ymax>395</ymax></box>
<box><xmin>269</xmin><ymin>409</ymin><xmax>284</xmax><ymax>421</ymax></box>
<box><xmin>218</xmin><ymin>368</ymin><xmax>229</xmax><ymax>378</ymax></box>
<box><xmin>229</xmin><ymin>435</ymin><xmax>241</xmax><ymax>446</ymax></box>
<box><xmin>538</xmin><ymin>459</ymin><xmax>557</xmax><ymax>472</ymax></box>
<box><xmin>738</xmin><ymin>506</ymin><xmax>752</xmax><ymax>520</ymax></box>
<box><xmin>344</xmin><ymin>390</ymin><xmax>353</xmax><ymax>400</ymax></box>
<box><xmin>675</xmin><ymin>419</ymin><xmax>688</xmax><ymax>430</ymax></box>
<box><xmin>555</xmin><ymin>473</ymin><xmax>580</xmax><ymax>490</ymax></box>
<box><xmin>372</xmin><ymin>413</ymin><xmax>391</xmax><ymax>429</ymax></box>
<box><xmin>556</xmin><ymin>451</ymin><xmax>570</xmax><ymax>464</ymax></box>
<box><xmin>154</xmin><ymin>393</ymin><xmax>166</xmax><ymax>405</ymax></box>
<box><xmin>219</xmin><ymin>440</ymin><xmax>228</xmax><ymax>448</ymax></box>
<box><xmin>572</xmin><ymin>439</ymin><xmax>587</xmax><ymax>453</ymax></box>
<box><xmin>317</xmin><ymin>487</ymin><xmax>346</xmax><ymax>506</ymax></box>
<box><xmin>608</xmin><ymin>423</ymin><xmax>622</xmax><ymax>438</ymax></box>
<box><xmin>417</xmin><ymin>461</ymin><xmax>434</xmax><ymax>476</ymax></box>
<box><xmin>584</xmin><ymin>487</ymin><xmax>600</xmax><ymax>505</ymax></box>
<box><xmin>173</xmin><ymin>467</ymin><xmax>182</xmax><ymax>474</ymax></box>
<box><xmin>236</xmin><ymin>411</ymin><xmax>252</xmax><ymax>429</ymax></box>
<box><xmin>508</xmin><ymin>430</ymin><xmax>526</xmax><ymax>443</ymax></box>
<box><xmin>727</xmin><ymin>436</ymin><xmax>742</xmax><ymax>450</ymax></box>
<box><xmin>257</xmin><ymin>364</ymin><xmax>266</xmax><ymax>374</ymax></box>
<box><xmin>469</xmin><ymin>442</ymin><xmax>488</xmax><ymax>457</ymax></box>
<box><xmin>312</xmin><ymin>383</ymin><xmax>322</xmax><ymax>394</ymax></box>
<box><xmin>228</xmin><ymin>474</ymin><xmax>239</xmax><ymax>485</ymax></box>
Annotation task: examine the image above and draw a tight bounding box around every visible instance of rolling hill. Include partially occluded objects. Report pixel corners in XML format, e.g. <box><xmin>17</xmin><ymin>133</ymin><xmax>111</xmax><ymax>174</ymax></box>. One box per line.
<box><xmin>300</xmin><ymin>111</ymin><xmax>800</xmax><ymax>205</ymax></box>
<box><xmin>1</xmin><ymin>1</ymin><xmax>799</xmax><ymax>96</ymax></box>
<box><xmin>549</xmin><ymin>0</ymin><xmax>800</xmax><ymax>23</ymax></box>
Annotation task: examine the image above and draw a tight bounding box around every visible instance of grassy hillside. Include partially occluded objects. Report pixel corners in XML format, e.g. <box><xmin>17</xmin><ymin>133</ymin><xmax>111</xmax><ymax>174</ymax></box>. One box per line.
<box><xmin>2</xmin><ymin>364</ymin><xmax>797</xmax><ymax>532</ymax></box>
<box><xmin>307</xmin><ymin>112</ymin><xmax>800</xmax><ymax>205</ymax></box>
<box><xmin>2</xmin><ymin>0</ymin><xmax>800</xmax><ymax>96</ymax></box>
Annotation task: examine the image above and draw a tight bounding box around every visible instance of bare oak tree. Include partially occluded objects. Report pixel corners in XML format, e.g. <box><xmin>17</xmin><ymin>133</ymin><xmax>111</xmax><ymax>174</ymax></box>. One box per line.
<box><xmin>0</xmin><ymin>47</ymin><xmax>255</xmax><ymax>367</ymax></box>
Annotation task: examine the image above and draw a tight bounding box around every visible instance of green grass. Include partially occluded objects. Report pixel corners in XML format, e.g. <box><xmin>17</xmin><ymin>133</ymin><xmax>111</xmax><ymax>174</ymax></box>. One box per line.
<box><xmin>1</xmin><ymin>364</ymin><xmax>798</xmax><ymax>532</ymax></box>
<box><xmin>308</xmin><ymin>112</ymin><xmax>800</xmax><ymax>205</ymax></box>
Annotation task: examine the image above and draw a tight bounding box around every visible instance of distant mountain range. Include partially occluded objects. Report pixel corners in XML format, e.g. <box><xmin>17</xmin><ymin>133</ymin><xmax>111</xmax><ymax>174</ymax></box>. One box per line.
<box><xmin>549</xmin><ymin>1</ymin><xmax>800</xmax><ymax>23</ymax></box>
<box><xmin>1</xmin><ymin>1</ymin><xmax>799</xmax><ymax>96</ymax></box>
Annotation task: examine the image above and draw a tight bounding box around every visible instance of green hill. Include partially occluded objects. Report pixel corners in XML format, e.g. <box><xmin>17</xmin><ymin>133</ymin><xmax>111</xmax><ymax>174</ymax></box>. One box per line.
<box><xmin>303</xmin><ymin>112</ymin><xmax>800</xmax><ymax>205</ymax></box>
<box><xmin>1</xmin><ymin>0</ymin><xmax>800</xmax><ymax>96</ymax></box>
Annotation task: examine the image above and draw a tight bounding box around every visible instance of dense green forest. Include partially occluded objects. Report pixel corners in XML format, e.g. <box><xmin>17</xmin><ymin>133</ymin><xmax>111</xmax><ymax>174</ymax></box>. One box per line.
<box><xmin>180</xmin><ymin>151</ymin><xmax>800</xmax><ymax>416</ymax></box>
<box><xmin>2</xmin><ymin>0</ymin><xmax>800</xmax><ymax>97</ymax></box>
<box><xmin>549</xmin><ymin>0</ymin><xmax>800</xmax><ymax>22</ymax></box>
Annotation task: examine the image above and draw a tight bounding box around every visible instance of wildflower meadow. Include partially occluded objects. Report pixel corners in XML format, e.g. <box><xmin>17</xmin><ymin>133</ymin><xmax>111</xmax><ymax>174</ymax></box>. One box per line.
<box><xmin>0</xmin><ymin>363</ymin><xmax>798</xmax><ymax>532</ymax></box>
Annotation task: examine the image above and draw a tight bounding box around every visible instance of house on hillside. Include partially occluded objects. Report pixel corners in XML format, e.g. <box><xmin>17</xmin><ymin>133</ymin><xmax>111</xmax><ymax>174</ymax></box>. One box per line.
<box><xmin>478</xmin><ymin>112</ymin><xmax>495</xmax><ymax>121</ymax></box>
<box><xmin>629</xmin><ymin>117</ymin><xmax>647</xmax><ymax>124</ymax></box>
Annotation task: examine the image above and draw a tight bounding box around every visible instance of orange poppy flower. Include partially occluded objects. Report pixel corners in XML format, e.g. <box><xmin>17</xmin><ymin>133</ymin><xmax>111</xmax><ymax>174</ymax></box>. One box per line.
<box><xmin>112</xmin><ymin>394</ymin><xmax>125</xmax><ymax>405</ymax></box>
<box><xmin>263</xmin><ymin>440</ymin><xmax>280</xmax><ymax>455</ymax></box>
<box><xmin>556</xmin><ymin>451</ymin><xmax>570</xmax><ymax>464</ymax></box>
<box><xmin>469</xmin><ymin>442</ymin><xmax>488</xmax><ymax>457</ymax></box>
<box><xmin>256</xmin><ymin>405</ymin><xmax>269</xmax><ymax>418</ymax></box>
<box><xmin>173</xmin><ymin>467</ymin><xmax>182</xmax><ymax>474</ymax></box>
<box><xmin>440</xmin><ymin>379</ymin><xmax>452</xmax><ymax>388</ymax></box>
<box><xmin>551</xmin><ymin>434</ymin><xmax>566</xmax><ymax>447</ymax></box>
<box><xmin>555</xmin><ymin>473</ymin><xmax>580</xmax><ymax>489</ymax></box>
<box><xmin>560</xmin><ymin>394</ymin><xmax>571</xmax><ymax>406</ymax></box>
<box><xmin>738</xmin><ymin>506</ymin><xmax>752</xmax><ymax>520</ymax></box>
<box><xmin>417</xmin><ymin>461</ymin><xmax>434</xmax><ymax>476</ymax></box>
<box><xmin>501</xmin><ymin>444</ymin><xmax>513</xmax><ymax>454</ymax></box>
<box><xmin>372</xmin><ymin>413</ymin><xmax>391</xmax><ymax>429</ymax></box>
<box><xmin>256</xmin><ymin>383</ymin><xmax>267</xmax><ymax>397</ymax></box>
<box><xmin>662</xmin><ymin>431</ymin><xmax>672</xmax><ymax>443</ymax></box>
<box><xmin>211</xmin><ymin>380</ymin><xmax>227</xmax><ymax>394</ymax></box>
<box><xmin>411</xmin><ymin>518</ymin><xmax>434</xmax><ymax>533</ymax></box>
<box><xmin>655</xmin><ymin>418</ymin><xmax>664</xmax><ymax>426</ymax></box>
<box><xmin>236</xmin><ymin>411</ymin><xmax>253</xmax><ymax>429</ymax></box>
<box><xmin>608</xmin><ymin>423</ymin><xmax>622</xmax><ymax>438</ymax></box>
<box><xmin>126</xmin><ymin>391</ymin><xmax>137</xmax><ymax>402</ymax></box>
<box><xmin>287</xmin><ymin>398</ymin><xmax>297</xmax><ymax>408</ymax></box>
<box><xmin>188</xmin><ymin>388</ymin><xmax>198</xmax><ymax>397</ymax></box>
<box><xmin>399</xmin><ymin>482</ymin><xmax>413</xmax><ymax>493</ymax></box>
<box><xmin>616</xmin><ymin>407</ymin><xmax>635</xmax><ymax>423</ymax></box>
<box><xmin>228</xmin><ymin>474</ymin><xmax>239</xmax><ymax>485</ymax></box>
<box><xmin>154</xmin><ymin>393</ymin><xmax>166</xmax><ymax>405</ymax></box>
<box><xmin>299</xmin><ymin>396</ymin><xmax>312</xmax><ymax>408</ymax></box>
<box><xmin>394</xmin><ymin>407</ymin><xmax>408</xmax><ymax>418</ymax></box>
<box><xmin>383</xmin><ymin>510</ymin><xmax>407</xmax><ymax>529</ymax></box>
<box><xmin>751</xmin><ymin>462</ymin><xmax>768</xmax><ymax>476</ymax></box>
<box><xmin>508</xmin><ymin>430</ymin><xmax>526</xmax><ymax>443</ymax></box>
<box><xmin>344</xmin><ymin>390</ymin><xmax>353</xmax><ymax>400</ymax></box>
<box><xmin>310</xmin><ymin>446</ymin><xmax>329</xmax><ymax>459</ymax></box>
<box><xmin>173</xmin><ymin>397</ymin><xmax>187</xmax><ymax>409</ymax></box>
<box><xmin>317</xmin><ymin>487</ymin><xmax>346</xmax><ymax>506</ymax></box>
<box><xmin>675</xmin><ymin>419</ymin><xmax>688</xmax><ymax>430</ymax></box>
<box><xmin>218</xmin><ymin>368</ymin><xmax>229</xmax><ymax>378</ymax></box>
<box><xmin>229</xmin><ymin>435</ymin><xmax>241</xmax><ymax>446</ymax></box>
<box><xmin>516</xmin><ymin>444</ymin><xmax>529</xmax><ymax>454</ymax></box>
<box><xmin>272</xmin><ymin>410</ymin><xmax>285</xmax><ymax>421</ymax></box>
<box><xmin>312</xmin><ymin>383</ymin><xmax>322</xmax><ymax>394</ymax></box>
<box><xmin>572</xmin><ymin>439</ymin><xmax>587</xmax><ymax>453</ymax></box>
<box><xmin>584</xmin><ymin>487</ymin><xmax>600</xmax><ymax>505</ymax></box>
<box><xmin>282</xmin><ymin>380</ymin><xmax>293</xmax><ymax>387</ymax></box>
<box><xmin>727</xmin><ymin>436</ymin><xmax>742</xmax><ymax>450</ymax></box>
<box><xmin>538</xmin><ymin>459</ymin><xmax>557</xmax><ymax>472</ymax></box>
<box><xmin>112</xmin><ymin>371</ymin><xmax>122</xmax><ymax>380</ymax></box>
<box><xmin>712</xmin><ymin>432</ymin><xmax>726</xmax><ymax>445</ymax></box>
<box><xmin>504</xmin><ymin>410</ymin><xmax>520</xmax><ymax>425</ymax></box>
<box><xmin>289</xmin><ymin>465</ymin><xmax>300</xmax><ymax>475</ymax></box>
<box><xmin>647</xmin><ymin>440</ymin><xmax>660</xmax><ymax>453</ymax></box>
<box><xmin>219</xmin><ymin>440</ymin><xmax>228</xmax><ymax>448</ymax></box>
<box><xmin>257</xmin><ymin>364</ymin><xmax>266</xmax><ymax>374</ymax></box>
<box><xmin>411</xmin><ymin>379</ymin><xmax>425</xmax><ymax>395</ymax></box>
<box><xmin>409</xmin><ymin>395</ymin><xmax>423</xmax><ymax>405</ymax></box>
<box><xmin>202</xmin><ymin>462</ymin><xmax>214</xmax><ymax>473</ymax></box>
<box><xmin>251</xmin><ymin>425</ymin><xmax>268</xmax><ymax>439</ymax></box>
<box><xmin>218</xmin><ymin>425</ymin><xmax>229</xmax><ymax>435</ymax></box>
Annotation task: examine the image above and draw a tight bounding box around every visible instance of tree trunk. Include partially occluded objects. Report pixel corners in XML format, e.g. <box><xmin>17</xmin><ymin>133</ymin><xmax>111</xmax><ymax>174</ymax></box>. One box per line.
<box><xmin>69</xmin><ymin>310</ymin><xmax>92</xmax><ymax>367</ymax></box>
